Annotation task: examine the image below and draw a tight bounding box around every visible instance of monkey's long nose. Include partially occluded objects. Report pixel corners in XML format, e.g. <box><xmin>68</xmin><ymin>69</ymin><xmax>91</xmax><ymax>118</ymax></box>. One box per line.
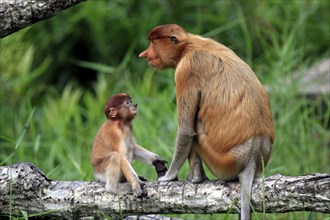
<box><xmin>138</xmin><ymin>50</ymin><xmax>147</xmax><ymax>58</ymax></box>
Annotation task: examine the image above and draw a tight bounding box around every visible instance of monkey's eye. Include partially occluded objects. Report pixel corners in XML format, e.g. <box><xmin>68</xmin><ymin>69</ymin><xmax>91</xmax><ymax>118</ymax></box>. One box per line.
<box><xmin>170</xmin><ymin>36</ymin><xmax>178</xmax><ymax>44</ymax></box>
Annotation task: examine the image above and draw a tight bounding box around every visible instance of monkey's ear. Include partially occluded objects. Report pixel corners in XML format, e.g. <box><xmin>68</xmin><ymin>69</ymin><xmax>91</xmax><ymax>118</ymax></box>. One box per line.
<box><xmin>170</xmin><ymin>36</ymin><xmax>178</xmax><ymax>44</ymax></box>
<box><xmin>109</xmin><ymin>108</ymin><xmax>117</xmax><ymax>118</ymax></box>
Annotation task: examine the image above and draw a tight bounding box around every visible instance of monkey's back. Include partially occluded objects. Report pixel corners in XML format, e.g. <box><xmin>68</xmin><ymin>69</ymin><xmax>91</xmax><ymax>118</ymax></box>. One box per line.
<box><xmin>90</xmin><ymin>121</ymin><xmax>123</xmax><ymax>168</ymax></box>
<box><xmin>182</xmin><ymin>37</ymin><xmax>274</xmax><ymax>179</ymax></box>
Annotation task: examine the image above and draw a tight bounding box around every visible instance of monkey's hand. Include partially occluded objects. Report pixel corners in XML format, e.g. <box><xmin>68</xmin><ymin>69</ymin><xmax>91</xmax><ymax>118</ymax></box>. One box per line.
<box><xmin>138</xmin><ymin>175</ymin><xmax>148</xmax><ymax>181</ymax></box>
<box><xmin>152</xmin><ymin>158</ymin><xmax>168</xmax><ymax>178</ymax></box>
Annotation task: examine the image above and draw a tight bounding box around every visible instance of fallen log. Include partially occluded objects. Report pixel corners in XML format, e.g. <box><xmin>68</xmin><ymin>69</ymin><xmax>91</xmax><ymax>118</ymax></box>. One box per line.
<box><xmin>0</xmin><ymin>162</ymin><xmax>329</xmax><ymax>219</ymax></box>
<box><xmin>0</xmin><ymin>0</ymin><xmax>85</xmax><ymax>38</ymax></box>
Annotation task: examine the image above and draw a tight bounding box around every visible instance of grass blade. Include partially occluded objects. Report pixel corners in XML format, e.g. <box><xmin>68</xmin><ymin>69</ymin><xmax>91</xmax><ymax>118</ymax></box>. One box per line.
<box><xmin>15</xmin><ymin>107</ymin><xmax>36</xmax><ymax>150</ymax></box>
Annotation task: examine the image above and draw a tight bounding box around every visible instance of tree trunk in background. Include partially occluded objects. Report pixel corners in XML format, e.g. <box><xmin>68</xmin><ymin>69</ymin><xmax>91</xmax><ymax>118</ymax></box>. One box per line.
<box><xmin>0</xmin><ymin>0</ymin><xmax>85</xmax><ymax>38</ymax></box>
<box><xmin>1</xmin><ymin>162</ymin><xmax>329</xmax><ymax>219</ymax></box>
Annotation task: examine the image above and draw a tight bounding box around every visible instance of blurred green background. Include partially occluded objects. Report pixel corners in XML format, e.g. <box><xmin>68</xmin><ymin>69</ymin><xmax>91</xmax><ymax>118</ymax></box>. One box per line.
<box><xmin>0</xmin><ymin>0</ymin><xmax>329</xmax><ymax>219</ymax></box>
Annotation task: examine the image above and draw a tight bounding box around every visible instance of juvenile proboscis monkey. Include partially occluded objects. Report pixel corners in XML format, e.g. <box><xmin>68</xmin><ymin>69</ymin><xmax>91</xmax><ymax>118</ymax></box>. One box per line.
<box><xmin>139</xmin><ymin>24</ymin><xmax>274</xmax><ymax>219</ymax></box>
<box><xmin>90</xmin><ymin>93</ymin><xmax>167</xmax><ymax>197</ymax></box>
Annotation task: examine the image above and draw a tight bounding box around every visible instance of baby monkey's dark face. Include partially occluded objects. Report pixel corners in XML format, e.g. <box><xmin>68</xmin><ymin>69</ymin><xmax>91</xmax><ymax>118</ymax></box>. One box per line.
<box><xmin>104</xmin><ymin>93</ymin><xmax>138</xmax><ymax>121</ymax></box>
<box><xmin>124</xmin><ymin>98</ymin><xmax>138</xmax><ymax>116</ymax></box>
<box><xmin>111</xmin><ymin>98</ymin><xmax>137</xmax><ymax>121</ymax></box>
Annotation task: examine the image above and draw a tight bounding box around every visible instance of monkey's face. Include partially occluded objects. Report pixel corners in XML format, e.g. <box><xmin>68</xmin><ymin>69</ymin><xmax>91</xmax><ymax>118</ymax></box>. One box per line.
<box><xmin>124</xmin><ymin>98</ymin><xmax>138</xmax><ymax>116</ymax></box>
<box><xmin>139</xmin><ymin>42</ymin><xmax>164</xmax><ymax>69</ymax></box>
<box><xmin>139</xmin><ymin>37</ymin><xmax>187</xmax><ymax>70</ymax></box>
<box><xmin>105</xmin><ymin>94</ymin><xmax>138</xmax><ymax>121</ymax></box>
<box><xmin>113</xmin><ymin>98</ymin><xmax>138</xmax><ymax>122</ymax></box>
<box><xmin>139</xmin><ymin>24</ymin><xmax>188</xmax><ymax>70</ymax></box>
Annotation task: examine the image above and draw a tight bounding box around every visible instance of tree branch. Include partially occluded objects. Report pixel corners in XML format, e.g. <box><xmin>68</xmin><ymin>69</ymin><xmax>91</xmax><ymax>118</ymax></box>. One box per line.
<box><xmin>0</xmin><ymin>162</ymin><xmax>329</xmax><ymax>219</ymax></box>
<box><xmin>0</xmin><ymin>0</ymin><xmax>86</xmax><ymax>38</ymax></box>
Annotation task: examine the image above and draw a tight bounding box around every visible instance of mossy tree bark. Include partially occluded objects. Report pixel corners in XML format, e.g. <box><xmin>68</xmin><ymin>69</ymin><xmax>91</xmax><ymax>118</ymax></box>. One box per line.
<box><xmin>0</xmin><ymin>162</ymin><xmax>329</xmax><ymax>219</ymax></box>
<box><xmin>0</xmin><ymin>0</ymin><xmax>85</xmax><ymax>38</ymax></box>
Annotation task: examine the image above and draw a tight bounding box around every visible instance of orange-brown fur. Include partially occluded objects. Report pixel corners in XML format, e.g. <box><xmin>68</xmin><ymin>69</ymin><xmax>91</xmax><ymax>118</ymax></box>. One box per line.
<box><xmin>90</xmin><ymin>93</ymin><xmax>162</xmax><ymax>196</ymax></box>
<box><xmin>139</xmin><ymin>24</ymin><xmax>274</xmax><ymax>219</ymax></box>
<box><xmin>91</xmin><ymin>120</ymin><xmax>122</xmax><ymax>173</ymax></box>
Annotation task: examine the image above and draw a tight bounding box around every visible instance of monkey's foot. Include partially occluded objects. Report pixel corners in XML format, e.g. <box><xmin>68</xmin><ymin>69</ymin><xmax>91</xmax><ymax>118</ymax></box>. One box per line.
<box><xmin>132</xmin><ymin>186</ymin><xmax>142</xmax><ymax>197</ymax></box>
<box><xmin>157</xmin><ymin>172</ymin><xmax>178</xmax><ymax>182</ymax></box>
<box><xmin>187</xmin><ymin>173</ymin><xmax>208</xmax><ymax>183</ymax></box>
<box><xmin>187</xmin><ymin>164</ymin><xmax>209</xmax><ymax>183</ymax></box>
<box><xmin>105</xmin><ymin>183</ymin><xmax>118</xmax><ymax>194</ymax></box>
<box><xmin>132</xmin><ymin>182</ymin><xmax>147</xmax><ymax>197</ymax></box>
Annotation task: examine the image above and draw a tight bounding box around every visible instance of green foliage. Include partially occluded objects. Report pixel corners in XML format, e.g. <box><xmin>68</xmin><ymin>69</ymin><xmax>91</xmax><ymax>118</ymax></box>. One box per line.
<box><xmin>0</xmin><ymin>0</ymin><xmax>329</xmax><ymax>219</ymax></box>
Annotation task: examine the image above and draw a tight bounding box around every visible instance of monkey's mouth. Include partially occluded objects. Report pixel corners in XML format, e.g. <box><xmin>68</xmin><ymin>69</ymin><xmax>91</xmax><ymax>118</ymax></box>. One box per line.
<box><xmin>130</xmin><ymin>107</ymin><xmax>138</xmax><ymax>115</ymax></box>
<box><xmin>147</xmin><ymin>60</ymin><xmax>155</xmax><ymax>67</ymax></box>
<box><xmin>148</xmin><ymin>60</ymin><xmax>163</xmax><ymax>70</ymax></box>
<box><xmin>147</xmin><ymin>59</ymin><xmax>159</xmax><ymax>67</ymax></box>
